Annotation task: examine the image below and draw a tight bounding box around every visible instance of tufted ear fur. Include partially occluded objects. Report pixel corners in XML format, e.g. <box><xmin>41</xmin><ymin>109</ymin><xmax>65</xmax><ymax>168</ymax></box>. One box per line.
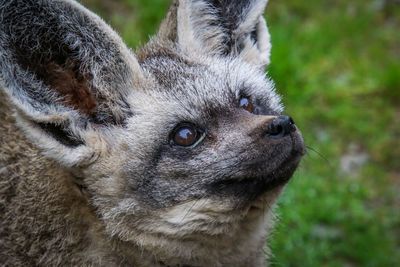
<box><xmin>0</xmin><ymin>0</ymin><xmax>144</xmax><ymax>166</ymax></box>
<box><xmin>158</xmin><ymin>0</ymin><xmax>272</xmax><ymax>68</ymax></box>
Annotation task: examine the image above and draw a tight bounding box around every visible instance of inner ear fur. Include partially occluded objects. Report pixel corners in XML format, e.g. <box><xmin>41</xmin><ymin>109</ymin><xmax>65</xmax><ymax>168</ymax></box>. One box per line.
<box><xmin>157</xmin><ymin>0</ymin><xmax>271</xmax><ymax>67</ymax></box>
<box><xmin>15</xmin><ymin>43</ymin><xmax>97</xmax><ymax>116</ymax></box>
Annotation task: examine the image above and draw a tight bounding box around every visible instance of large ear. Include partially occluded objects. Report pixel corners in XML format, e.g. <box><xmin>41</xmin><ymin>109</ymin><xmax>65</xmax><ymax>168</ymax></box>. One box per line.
<box><xmin>0</xmin><ymin>0</ymin><xmax>144</xmax><ymax>166</ymax></box>
<box><xmin>158</xmin><ymin>0</ymin><xmax>271</xmax><ymax>68</ymax></box>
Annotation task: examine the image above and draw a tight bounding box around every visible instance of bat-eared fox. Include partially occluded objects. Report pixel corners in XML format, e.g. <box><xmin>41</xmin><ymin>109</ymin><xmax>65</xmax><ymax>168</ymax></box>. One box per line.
<box><xmin>0</xmin><ymin>0</ymin><xmax>305</xmax><ymax>266</ymax></box>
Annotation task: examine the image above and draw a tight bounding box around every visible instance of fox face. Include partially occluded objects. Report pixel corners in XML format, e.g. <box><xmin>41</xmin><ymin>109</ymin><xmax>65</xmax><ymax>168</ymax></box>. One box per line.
<box><xmin>0</xmin><ymin>0</ymin><xmax>304</xmax><ymax>265</ymax></box>
<box><xmin>120</xmin><ymin>53</ymin><xmax>303</xmax><ymax>209</ymax></box>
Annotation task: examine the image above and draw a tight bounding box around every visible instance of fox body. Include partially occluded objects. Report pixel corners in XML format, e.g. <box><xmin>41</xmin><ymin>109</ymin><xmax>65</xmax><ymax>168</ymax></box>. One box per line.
<box><xmin>0</xmin><ymin>0</ymin><xmax>305</xmax><ymax>266</ymax></box>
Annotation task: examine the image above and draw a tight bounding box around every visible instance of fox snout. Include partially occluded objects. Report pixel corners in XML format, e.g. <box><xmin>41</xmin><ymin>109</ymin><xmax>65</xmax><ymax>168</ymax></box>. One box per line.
<box><xmin>255</xmin><ymin>114</ymin><xmax>305</xmax><ymax>173</ymax></box>
<box><xmin>213</xmin><ymin>114</ymin><xmax>305</xmax><ymax>200</ymax></box>
<box><xmin>264</xmin><ymin>115</ymin><xmax>305</xmax><ymax>156</ymax></box>
<box><xmin>245</xmin><ymin>114</ymin><xmax>304</xmax><ymax>151</ymax></box>
<box><xmin>266</xmin><ymin>115</ymin><xmax>296</xmax><ymax>138</ymax></box>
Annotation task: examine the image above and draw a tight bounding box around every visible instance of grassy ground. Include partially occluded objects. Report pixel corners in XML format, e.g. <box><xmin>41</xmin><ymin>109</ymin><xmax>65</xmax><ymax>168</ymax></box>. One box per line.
<box><xmin>81</xmin><ymin>0</ymin><xmax>400</xmax><ymax>266</ymax></box>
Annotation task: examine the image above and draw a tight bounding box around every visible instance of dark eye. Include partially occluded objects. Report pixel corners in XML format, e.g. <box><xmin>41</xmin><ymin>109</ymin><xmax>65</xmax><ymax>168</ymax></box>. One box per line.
<box><xmin>239</xmin><ymin>96</ymin><xmax>254</xmax><ymax>113</ymax></box>
<box><xmin>170</xmin><ymin>123</ymin><xmax>203</xmax><ymax>147</ymax></box>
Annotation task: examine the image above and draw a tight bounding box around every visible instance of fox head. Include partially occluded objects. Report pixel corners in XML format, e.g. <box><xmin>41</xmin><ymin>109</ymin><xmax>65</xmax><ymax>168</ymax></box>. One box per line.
<box><xmin>0</xmin><ymin>0</ymin><xmax>304</xmax><ymax>264</ymax></box>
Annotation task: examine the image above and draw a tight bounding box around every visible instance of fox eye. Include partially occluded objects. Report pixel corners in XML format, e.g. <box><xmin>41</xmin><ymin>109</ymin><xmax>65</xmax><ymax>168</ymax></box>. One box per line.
<box><xmin>239</xmin><ymin>96</ymin><xmax>254</xmax><ymax>113</ymax></box>
<box><xmin>170</xmin><ymin>123</ymin><xmax>204</xmax><ymax>147</ymax></box>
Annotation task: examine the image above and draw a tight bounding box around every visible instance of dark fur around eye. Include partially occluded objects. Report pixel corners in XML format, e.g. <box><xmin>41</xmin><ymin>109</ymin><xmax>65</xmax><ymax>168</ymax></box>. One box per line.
<box><xmin>253</xmin><ymin>98</ymin><xmax>279</xmax><ymax>116</ymax></box>
<box><xmin>238</xmin><ymin>94</ymin><xmax>279</xmax><ymax>116</ymax></box>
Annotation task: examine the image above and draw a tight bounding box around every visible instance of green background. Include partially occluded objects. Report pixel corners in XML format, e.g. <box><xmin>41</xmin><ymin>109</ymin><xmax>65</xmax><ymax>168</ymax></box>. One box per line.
<box><xmin>80</xmin><ymin>0</ymin><xmax>400</xmax><ymax>266</ymax></box>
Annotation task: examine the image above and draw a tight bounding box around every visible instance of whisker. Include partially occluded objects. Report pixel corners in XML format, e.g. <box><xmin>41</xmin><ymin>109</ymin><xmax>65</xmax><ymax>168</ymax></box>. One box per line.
<box><xmin>179</xmin><ymin>199</ymin><xmax>199</xmax><ymax>224</ymax></box>
<box><xmin>306</xmin><ymin>145</ymin><xmax>333</xmax><ymax>168</ymax></box>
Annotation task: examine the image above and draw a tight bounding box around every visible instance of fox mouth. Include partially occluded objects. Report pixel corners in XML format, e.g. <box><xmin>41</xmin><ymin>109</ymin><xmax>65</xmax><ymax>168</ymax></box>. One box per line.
<box><xmin>209</xmin><ymin>147</ymin><xmax>304</xmax><ymax>203</ymax></box>
<box><xmin>210</xmin><ymin>130</ymin><xmax>306</xmax><ymax>202</ymax></box>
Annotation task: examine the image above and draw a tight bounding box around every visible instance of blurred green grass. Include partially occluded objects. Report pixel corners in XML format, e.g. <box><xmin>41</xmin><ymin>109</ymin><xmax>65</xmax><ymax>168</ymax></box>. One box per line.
<box><xmin>81</xmin><ymin>0</ymin><xmax>400</xmax><ymax>266</ymax></box>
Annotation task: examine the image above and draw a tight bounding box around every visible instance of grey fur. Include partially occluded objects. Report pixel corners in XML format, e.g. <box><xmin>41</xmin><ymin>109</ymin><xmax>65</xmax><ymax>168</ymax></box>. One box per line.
<box><xmin>0</xmin><ymin>0</ymin><xmax>304</xmax><ymax>266</ymax></box>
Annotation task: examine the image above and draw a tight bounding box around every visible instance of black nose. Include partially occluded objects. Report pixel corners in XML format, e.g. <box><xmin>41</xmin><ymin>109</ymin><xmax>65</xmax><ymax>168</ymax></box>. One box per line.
<box><xmin>266</xmin><ymin>116</ymin><xmax>296</xmax><ymax>138</ymax></box>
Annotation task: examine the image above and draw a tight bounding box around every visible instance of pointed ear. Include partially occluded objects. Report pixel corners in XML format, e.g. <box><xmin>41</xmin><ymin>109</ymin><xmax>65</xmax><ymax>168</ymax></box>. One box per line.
<box><xmin>158</xmin><ymin>0</ymin><xmax>271</xmax><ymax>68</ymax></box>
<box><xmin>0</xmin><ymin>0</ymin><xmax>144</xmax><ymax>166</ymax></box>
